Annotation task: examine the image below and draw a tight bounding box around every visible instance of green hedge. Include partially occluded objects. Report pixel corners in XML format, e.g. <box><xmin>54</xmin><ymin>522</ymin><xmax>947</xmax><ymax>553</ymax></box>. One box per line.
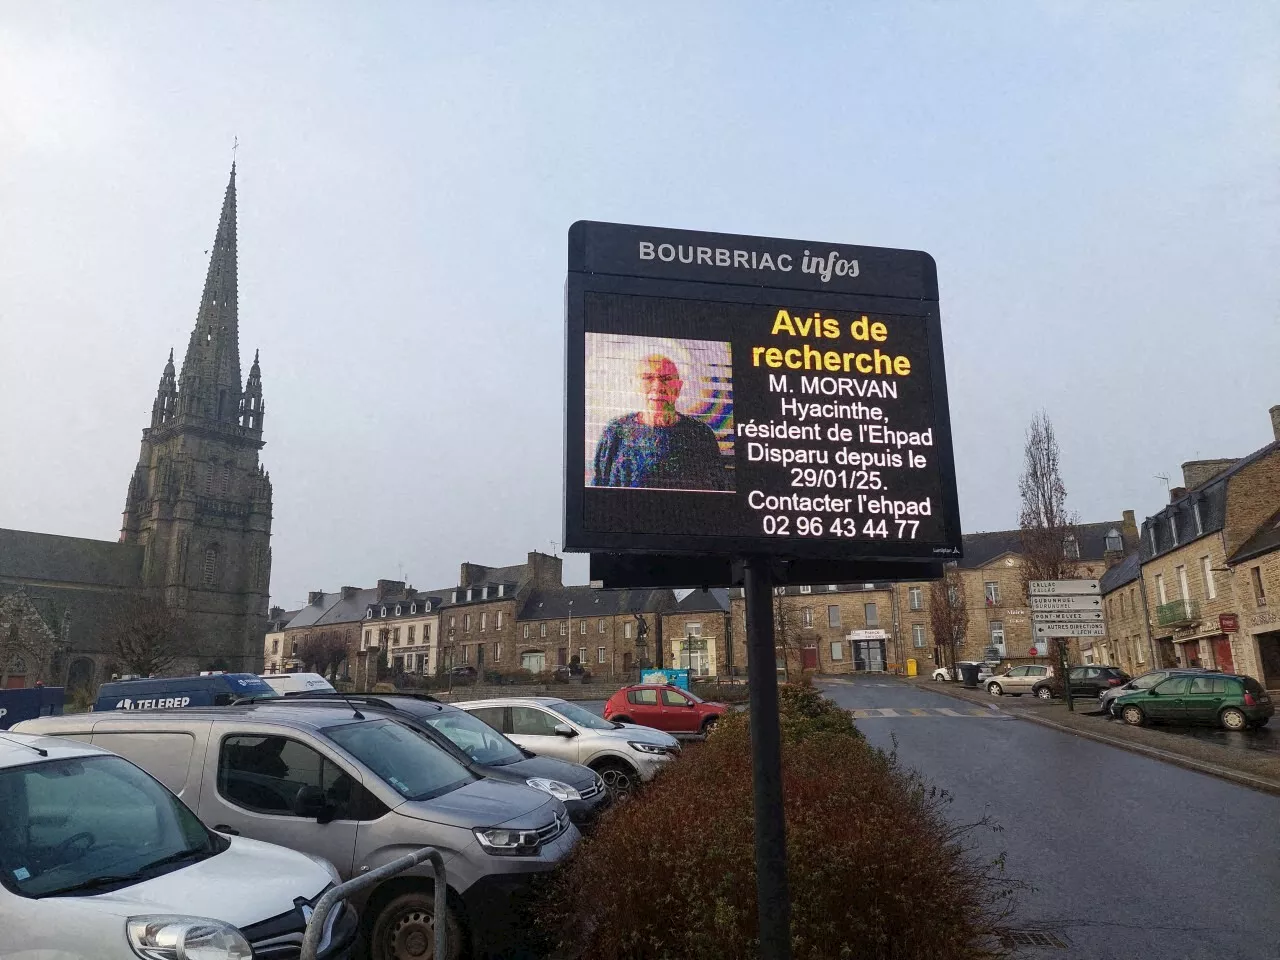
<box><xmin>538</xmin><ymin>682</ymin><xmax>1014</xmax><ymax>960</ymax></box>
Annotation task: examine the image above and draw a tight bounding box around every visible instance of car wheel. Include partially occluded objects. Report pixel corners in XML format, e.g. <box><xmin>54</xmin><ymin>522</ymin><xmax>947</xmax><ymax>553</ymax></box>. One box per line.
<box><xmin>987</xmin><ymin>682</ymin><xmax>1003</xmax><ymax>696</ymax></box>
<box><xmin>593</xmin><ymin>759</ymin><xmax>639</xmax><ymax>799</ymax></box>
<box><xmin>1221</xmin><ymin>707</ymin><xmax>1249</xmax><ymax>731</ymax></box>
<box><xmin>1035</xmin><ymin>686</ymin><xmax>1053</xmax><ymax>701</ymax></box>
<box><xmin>700</xmin><ymin>716</ymin><xmax>718</xmax><ymax>734</ymax></box>
<box><xmin>370</xmin><ymin>889</ymin><xmax>464</xmax><ymax>960</ymax></box>
<box><xmin>1121</xmin><ymin>705</ymin><xmax>1145</xmax><ymax>726</ymax></box>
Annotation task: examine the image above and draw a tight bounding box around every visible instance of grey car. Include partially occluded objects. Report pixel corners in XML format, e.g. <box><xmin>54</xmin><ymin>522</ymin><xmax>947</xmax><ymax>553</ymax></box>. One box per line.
<box><xmin>456</xmin><ymin>696</ymin><xmax>681</xmax><ymax>797</ymax></box>
<box><xmin>1100</xmin><ymin>667</ymin><xmax>1209</xmax><ymax>717</ymax></box>
<box><xmin>986</xmin><ymin>664</ymin><xmax>1053</xmax><ymax>697</ymax></box>
<box><xmin>18</xmin><ymin>703</ymin><xmax>578</xmax><ymax>960</ymax></box>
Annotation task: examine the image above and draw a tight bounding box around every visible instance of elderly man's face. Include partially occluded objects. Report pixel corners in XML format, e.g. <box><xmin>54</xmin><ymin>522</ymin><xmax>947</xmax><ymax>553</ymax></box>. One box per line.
<box><xmin>639</xmin><ymin>355</ymin><xmax>682</xmax><ymax>416</ymax></box>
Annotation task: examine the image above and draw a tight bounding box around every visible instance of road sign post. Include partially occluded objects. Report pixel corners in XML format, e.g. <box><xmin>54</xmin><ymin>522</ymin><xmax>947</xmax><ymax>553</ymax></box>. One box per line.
<box><xmin>1028</xmin><ymin>580</ymin><xmax>1107</xmax><ymax>713</ymax></box>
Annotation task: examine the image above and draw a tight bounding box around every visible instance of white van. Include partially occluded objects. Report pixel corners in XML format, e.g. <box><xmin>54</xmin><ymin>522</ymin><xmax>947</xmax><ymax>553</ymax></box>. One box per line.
<box><xmin>0</xmin><ymin>731</ymin><xmax>356</xmax><ymax>958</ymax></box>
<box><xmin>260</xmin><ymin>672</ymin><xmax>337</xmax><ymax>696</ymax></box>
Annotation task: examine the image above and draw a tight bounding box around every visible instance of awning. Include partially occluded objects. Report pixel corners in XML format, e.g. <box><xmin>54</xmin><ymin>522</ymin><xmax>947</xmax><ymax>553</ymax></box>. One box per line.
<box><xmin>1172</xmin><ymin>630</ymin><xmax>1224</xmax><ymax>645</ymax></box>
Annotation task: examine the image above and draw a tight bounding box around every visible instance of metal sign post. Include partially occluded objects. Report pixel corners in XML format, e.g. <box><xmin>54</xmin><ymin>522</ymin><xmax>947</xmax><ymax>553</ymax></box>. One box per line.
<box><xmin>744</xmin><ymin>558</ymin><xmax>792</xmax><ymax>959</ymax></box>
<box><xmin>1029</xmin><ymin>580</ymin><xmax>1107</xmax><ymax>713</ymax></box>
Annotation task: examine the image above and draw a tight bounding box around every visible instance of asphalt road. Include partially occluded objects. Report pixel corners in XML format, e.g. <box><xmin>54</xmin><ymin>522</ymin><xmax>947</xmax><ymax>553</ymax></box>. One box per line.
<box><xmin>820</xmin><ymin>676</ymin><xmax>1280</xmax><ymax>960</ymax></box>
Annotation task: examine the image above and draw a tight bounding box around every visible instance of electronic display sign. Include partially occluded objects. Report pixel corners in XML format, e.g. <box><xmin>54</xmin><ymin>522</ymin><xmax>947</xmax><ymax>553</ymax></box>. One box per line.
<box><xmin>564</xmin><ymin>221</ymin><xmax>962</xmax><ymax>565</ymax></box>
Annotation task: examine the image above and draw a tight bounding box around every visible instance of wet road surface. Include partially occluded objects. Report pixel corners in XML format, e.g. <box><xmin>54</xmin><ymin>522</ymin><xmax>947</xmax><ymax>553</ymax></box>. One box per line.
<box><xmin>821</xmin><ymin>676</ymin><xmax>1280</xmax><ymax>959</ymax></box>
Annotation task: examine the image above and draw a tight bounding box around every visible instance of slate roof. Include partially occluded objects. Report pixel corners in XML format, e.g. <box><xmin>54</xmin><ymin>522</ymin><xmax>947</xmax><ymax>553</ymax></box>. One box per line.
<box><xmin>1099</xmin><ymin>552</ymin><xmax>1141</xmax><ymax>594</ymax></box>
<box><xmin>0</xmin><ymin>528</ymin><xmax>143</xmax><ymax>588</ymax></box>
<box><xmin>518</xmin><ymin>586</ymin><xmax>674</xmax><ymax>621</ymax></box>
<box><xmin>958</xmin><ymin>521</ymin><xmax>1132</xmax><ymax>569</ymax></box>
<box><xmin>314</xmin><ymin>588</ymin><xmax>381</xmax><ymax>627</ymax></box>
<box><xmin>1230</xmin><ymin>509</ymin><xmax>1280</xmax><ymax>566</ymax></box>
<box><xmin>283</xmin><ymin>593</ymin><xmax>344</xmax><ymax>630</ymax></box>
<box><xmin>674</xmin><ymin>588</ymin><xmax>730</xmax><ymax>613</ymax></box>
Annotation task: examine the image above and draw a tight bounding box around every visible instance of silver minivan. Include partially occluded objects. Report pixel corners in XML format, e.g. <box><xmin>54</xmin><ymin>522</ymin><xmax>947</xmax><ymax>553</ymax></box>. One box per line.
<box><xmin>18</xmin><ymin>702</ymin><xmax>579</xmax><ymax>959</ymax></box>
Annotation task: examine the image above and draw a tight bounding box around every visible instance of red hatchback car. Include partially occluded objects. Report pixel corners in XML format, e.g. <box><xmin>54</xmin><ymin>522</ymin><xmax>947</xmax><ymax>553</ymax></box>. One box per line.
<box><xmin>604</xmin><ymin>684</ymin><xmax>727</xmax><ymax>734</ymax></box>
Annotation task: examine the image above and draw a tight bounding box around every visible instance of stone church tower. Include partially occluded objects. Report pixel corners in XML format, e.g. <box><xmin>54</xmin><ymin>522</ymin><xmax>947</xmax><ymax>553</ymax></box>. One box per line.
<box><xmin>119</xmin><ymin>165</ymin><xmax>272</xmax><ymax>670</ymax></box>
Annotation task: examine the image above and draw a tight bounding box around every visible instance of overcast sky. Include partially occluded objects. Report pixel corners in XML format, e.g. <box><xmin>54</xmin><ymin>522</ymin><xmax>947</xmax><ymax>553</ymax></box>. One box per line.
<box><xmin>2</xmin><ymin>2</ymin><xmax>1277</xmax><ymax>609</ymax></box>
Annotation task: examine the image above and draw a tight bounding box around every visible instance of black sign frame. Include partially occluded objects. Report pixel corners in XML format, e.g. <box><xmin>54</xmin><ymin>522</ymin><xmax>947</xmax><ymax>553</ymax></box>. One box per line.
<box><xmin>564</xmin><ymin>220</ymin><xmax>963</xmax><ymax>565</ymax></box>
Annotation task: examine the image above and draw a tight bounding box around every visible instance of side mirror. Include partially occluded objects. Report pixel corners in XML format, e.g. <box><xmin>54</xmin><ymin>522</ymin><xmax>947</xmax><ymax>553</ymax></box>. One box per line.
<box><xmin>293</xmin><ymin>785</ymin><xmax>335</xmax><ymax>824</ymax></box>
<box><xmin>1147</xmin><ymin>690</ymin><xmax>1159</xmax><ymax>698</ymax></box>
<box><xmin>553</xmin><ymin>723</ymin><xmax>577</xmax><ymax>738</ymax></box>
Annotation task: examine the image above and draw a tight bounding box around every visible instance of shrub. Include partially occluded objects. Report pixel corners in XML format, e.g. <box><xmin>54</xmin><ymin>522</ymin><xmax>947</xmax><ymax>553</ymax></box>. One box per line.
<box><xmin>538</xmin><ymin>680</ymin><xmax>1014</xmax><ymax>960</ymax></box>
<box><xmin>691</xmin><ymin>680</ymin><xmax>749</xmax><ymax>705</ymax></box>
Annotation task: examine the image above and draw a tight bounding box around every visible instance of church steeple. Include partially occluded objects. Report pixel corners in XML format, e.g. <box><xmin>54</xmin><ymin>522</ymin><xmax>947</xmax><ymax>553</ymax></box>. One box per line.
<box><xmin>178</xmin><ymin>164</ymin><xmax>241</xmax><ymax>423</ymax></box>
<box><xmin>240</xmin><ymin>348</ymin><xmax>264</xmax><ymax>433</ymax></box>
<box><xmin>151</xmin><ymin>348</ymin><xmax>178</xmax><ymax>428</ymax></box>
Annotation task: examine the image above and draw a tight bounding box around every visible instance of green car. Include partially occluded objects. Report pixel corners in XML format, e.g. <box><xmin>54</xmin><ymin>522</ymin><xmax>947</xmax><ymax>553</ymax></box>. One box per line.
<box><xmin>1114</xmin><ymin>673</ymin><xmax>1274</xmax><ymax>730</ymax></box>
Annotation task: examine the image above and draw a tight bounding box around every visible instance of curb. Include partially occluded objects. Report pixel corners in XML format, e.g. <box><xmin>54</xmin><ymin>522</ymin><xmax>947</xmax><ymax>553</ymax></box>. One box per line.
<box><xmin>889</xmin><ymin>678</ymin><xmax>1280</xmax><ymax>797</ymax></box>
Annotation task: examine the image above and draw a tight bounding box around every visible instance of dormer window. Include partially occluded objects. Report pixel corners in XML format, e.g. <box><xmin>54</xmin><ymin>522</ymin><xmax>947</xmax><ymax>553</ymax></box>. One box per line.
<box><xmin>380</xmin><ymin>606</ymin><xmax>387</xmax><ymax>617</ymax></box>
<box><xmin>482</xmin><ymin>586</ymin><xmax>489</xmax><ymax>600</ymax></box>
<box><xmin>394</xmin><ymin>604</ymin><xmax>402</xmax><ymax>616</ymax></box>
<box><xmin>498</xmin><ymin>584</ymin><xmax>505</xmax><ymax>597</ymax></box>
<box><xmin>424</xmin><ymin>601</ymin><xmax>432</xmax><ymax>612</ymax></box>
<box><xmin>451</xmin><ymin>590</ymin><xmax>458</xmax><ymax>603</ymax></box>
<box><xmin>1062</xmin><ymin>535</ymin><xmax>1080</xmax><ymax>560</ymax></box>
<box><xmin>1149</xmin><ymin>524</ymin><xmax>1157</xmax><ymax>552</ymax></box>
<box><xmin>1193</xmin><ymin>501</ymin><xmax>1204</xmax><ymax>537</ymax></box>
<box><xmin>1104</xmin><ymin>529</ymin><xmax>1123</xmax><ymax>553</ymax></box>
<box><xmin>1168</xmin><ymin>515</ymin><xmax>1178</xmax><ymax>547</ymax></box>
<box><xmin>466</xmin><ymin>588</ymin><xmax>473</xmax><ymax>602</ymax></box>
<box><xmin>410</xmin><ymin>603</ymin><xmax>417</xmax><ymax>614</ymax></box>
<box><xmin>366</xmin><ymin>607</ymin><xmax>374</xmax><ymax>619</ymax></box>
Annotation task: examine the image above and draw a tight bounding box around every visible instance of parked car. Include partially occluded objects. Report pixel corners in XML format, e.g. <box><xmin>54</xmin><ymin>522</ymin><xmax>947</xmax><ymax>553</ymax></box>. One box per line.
<box><xmin>931</xmin><ymin>662</ymin><xmax>994</xmax><ymax>683</ymax></box>
<box><xmin>248</xmin><ymin>692</ymin><xmax>611</xmax><ymax>826</ymax></box>
<box><xmin>449</xmin><ymin>665</ymin><xmax>479</xmax><ymax>681</ymax></box>
<box><xmin>1114</xmin><ymin>673</ymin><xmax>1274</xmax><ymax>730</ymax></box>
<box><xmin>456</xmin><ymin>696</ymin><xmax>680</xmax><ymax>797</ymax></box>
<box><xmin>92</xmin><ymin>672</ymin><xmax>278</xmax><ymax>712</ymax></box>
<box><xmin>0</xmin><ymin>730</ymin><xmax>356</xmax><ymax>959</ymax></box>
<box><xmin>985</xmin><ymin>664</ymin><xmax>1053</xmax><ymax>696</ymax></box>
<box><xmin>17</xmin><ymin>703</ymin><xmax>579</xmax><ymax>959</ymax></box>
<box><xmin>1100</xmin><ymin>667</ymin><xmax>1210</xmax><ymax>717</ymax></box>
<box><xmin>1031</xmin><ymin>665</ymin><xmax>1131</xmax><ymax>701</ymax></box>
<box><xmin>260</xmin><ymin>671</ymin><xmax>337</xmax><ymax>696</ymax></box>
<box><xmin>602</xmin><ymin>684</ymin><xmax>727</xmax><ymax>734</ymax></box>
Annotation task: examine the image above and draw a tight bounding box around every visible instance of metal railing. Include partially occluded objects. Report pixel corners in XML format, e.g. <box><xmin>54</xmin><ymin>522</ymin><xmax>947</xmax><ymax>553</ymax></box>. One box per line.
<box><xmin>301</xmin><ymin>846</ymin><xmax>446</xmax><ymax>960</ymax></box>
<box><xmin>1156</xmin><ymin>598</ymin><xmax>1200</xmax><ymax>627</ymax></box>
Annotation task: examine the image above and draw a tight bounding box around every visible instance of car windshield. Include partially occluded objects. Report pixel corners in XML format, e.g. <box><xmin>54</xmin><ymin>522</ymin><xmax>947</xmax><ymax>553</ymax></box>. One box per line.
<box><xmin>325</xmin><ymin>719</ymin><xmax>474</xmax><ymax>800</ymax></box>
<box><xmin>551</xmin><ymin>700</ymin><xmax>618</xmax><ymax>730</ymax></box>
<box><xmin>421</xmin><ymin>709</ymin><xmax>526</xmax><ymax>766</ymax></box>
<box><xmin>0</xmin><ymin>755</ymin><xmax>218</xmax><ymax>899</ymax></box>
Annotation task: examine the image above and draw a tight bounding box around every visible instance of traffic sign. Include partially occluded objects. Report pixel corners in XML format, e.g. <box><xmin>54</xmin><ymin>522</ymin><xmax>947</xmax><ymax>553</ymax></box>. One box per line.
<box><xmin>1031</xmin><ymin>610</ymin><xmax>1104</xmax><ymax>623</ymax></box>
<box><xmin>1033</xmin><ymin>622</ymin><xmax>1106</xmax><ymax>638</ymax></box>
<box><xmin>1028</xmin><ymin>579</ymin><xmax>1100</xmax><ymax>596</ymax></box>
<box><xmin>1029</xmin><ymin>595</ymin><xmax>1101</xmax><ymax>611</ymax></box>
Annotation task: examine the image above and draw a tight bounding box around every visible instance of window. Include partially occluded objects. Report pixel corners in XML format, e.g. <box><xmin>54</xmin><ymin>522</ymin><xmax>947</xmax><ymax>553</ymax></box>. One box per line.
<box><xmin>394</xmin><ymin>605</ymin><xmax>401</xmax><ymax>616</ymax></box>
<box><xmin>482</xmin><ymin>586</ymin><xmax>489</xmax><ymax>600</ymax></box>
<box><xmin>468</xmin><ymin>705</ymin><xmax>506</xmax><ymax>730</ymax></box>
<box><xmin>540</xmin><ymin>623</ymin><xmax>547</xmax><ymax>638</ymax></box>
<box><xmin>366</xmin><ymin>607</ymin><xmax>373</xmax><ymax>619</ymax></box>
<box><xmin>523</xmin><ymin>624</ymin><xmax>530</xmax><ymax>639</ymax></box>
<box><xmin>510</xmin><ymin>707</ymin><xmax>561</xmax><ymax>736</ymax></box>
<box><xmin>597</xmin><ymin>646</ymin><xmax>607</xmax><ymax>663</ymax></box>
<box><xmin>827</xmin><ymin>605</ymin><xmax>841</xmax><ymax>628</ymax></box>
<box><xmin>201</xmin><ymin>546</ymin><xmax>219</xmax><ymax>587</ymax></box>
<box><xmin>493</xmin><ymin>643</ymin><xmax>501</xmax><ymax>662</ymax></box>
<box><xmin>579</xmin><ymin>620</ymin><xmax>587</xmax><ymax>635</ymax></box>
<box><xmin>1201</xmin><ymin>557</ymin><xmax>1216</xmax><ymax>600</ymax></box>
<box><xmin>407</xmin><ymin>625</ymin><xmax>416</xmax><ymax>644</ymax></box>
<box><xmin>577</xmin><ymin>646</ymin><xmax>586</xmax><ymax>663</ymax></box>
<box><xmin>1154</xmin><ymin>574</ymin><xmax>1169</xmax><ymax>606</ymax></box>
<box><xmin>451</xmin><ymin>591</ymin><xmax>457</xmax><ymax>603</ymax></box>
<box><xmin>466</xmin><ymin>588</ymin><xmax>473</xmax><ymax>602</ymax></box>
<box><xmin>1149</xmin><ymin>525</ymin><xmax>1157</xmax><ymax>552</ymax></box>
<box><xmin>1153</xmin><ymin>676</ymin><xmax>1192</xmax><ymax>696</ymax></box>
<box><xmin>624</xmin><ymin>622</ymin><xmax>632</xmax><ymax>639</ymax></box>
<box><xmin>629</xmin><ymin>688</ymin><xmax>659</xmax><ymax>705</ymax></box>
<box><xmin>381</xmin><ymin>607</ymin><xmax>388</xmax><ymax>618</ymax></box>
<box><xmin>984</xmin><ymin>582</ymin><xmax>1000</xmax><ymax>605</ymax></box>
<box><xmin>799</xmin><ymin>585</ymin><xmax>812</xmax><ymax>594</ymax></box>
<box><xmin>989</xmin><ymin>621</ymin><xmax>1005</xmax><ymax>654</ymax></box>
<box><xmin>559</xmin><ymin>622</ymin><xmax>567</xmax><ymax>636</ymax></box>
<box><xmin>448</xmin><ymin>616</ymin><xmax>454</xmax><ymax>630</ymax></box>
<box><xmin>496</xmin><ymin>611</ymin><xmax>504</xmax><ymax>629</ymax></box>
<box><xmin>662</xmin><ymin>688</ymin><xmax>692</xmax><ymax>706</ymax></box>
<box><xmin>1062</xmin><ymin>535</ymin><xmax>1079</xmax><ymax>559</ymax></box>
<box><xmin>598</xmin><ymin>618</ymin><xmax>606</xmax><ymax>634</ymax></box>
<box><xmin>327</xmin><ymin>720</ymin><xmax>471</xmax><ymax>801</ymax></box>
<box><xmin>461</xmin><ymin>645</ymin><xmax>469</xmax><ymax>663</ymax></box>
<box><xmin>219</xmin><ymin>735</ymin><xmax>357</xmax><ymax>817</ymax></box>
<box><xmin>828</xmin><ymin>584</ymin><xmax>838</xmax><ymax>592</ymax></box>
<box><xmin>830</xmin><ymin>641</ymin><xmax>844</xmax><ymax>661</ymax></box>
<box><xmin>1190</xmin><ymin>676</ymin><xmax>1228</xmax><ymax>695</ymax></box>
<box><xmin>802</xmin><ymin>608</ymin><xmax>813</xmax><ymax>628</ymax></box>
<box><xmin>271</xmin><ymin>639</ymin><xmax>279</xmax><ymax>654</ymax></box>
<box><xmin>463</xmin><ymin>614</ymin><xmax>471</xmax><ymax>632</ymax></box>
<box><xmin>908</xmin><ymin>586</ymin><xmax>923</xmax><ymax>611</ymax></box>
<box><xmin>912</xmin><ymin>624</ymin><xmax>925</xmax><ymax>648</ymax></box>
<box><xmin>687</xmin><ymin>622</ymin><xmax>703</xmax><ymax>637</ymax></box>
<box><xmin>1105</xmin><ymin>528</ymin><xmax>1124</xmax><ymax>553</ymax></box>
<box><xmin>498</xmin><ymin>584</ymin><xmax>506</xmax><ymax>597</ymax></box>
<box><xmin>1193</xmin><ymin>502</ymin><xmax>1204</xmax><ymax>537</ymax></box>
<box><xmin>392</xmin><ymin>627</ymin><xmax>401</xmax><ymax>645</ymax></box>
<box><xmin>1168</xmin><ymin>516</ymin><xmax>1178</xmax><ymax>547</ymax></box>
<box><xmin>480</xmin><ymin>612</ymin><xmax>487</xmax><ymax>632</ymax></box>
<box><xmin>1118</xmin><ymin>594</ymin><xmax>1125</xmax><ymax>618</ymax></box>
<box><xmin>291</xmin><ymin>640</ymin><xmax>299</xmax><ymax>655</ymax></box>
<box><xmin>1253</xmin><ymin>567</ymin><xmax>1267</xmax><ymax>607</ymax></box>
<box><xmin>864</xmin><ymin>602</ymin><xmax>879</xmax><ymax>626</ymax></box>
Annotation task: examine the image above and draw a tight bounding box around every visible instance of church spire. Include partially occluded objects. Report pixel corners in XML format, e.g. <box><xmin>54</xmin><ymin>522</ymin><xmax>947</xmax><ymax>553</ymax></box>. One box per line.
<box><xmin>178</xmin><ymin>164</ymin><xmax>242</xmax><ymax>423</ymax></box>
<box><xmin>240</xmin><ymin>347</ymin><xmax>264</xmax><ymax>433</ymax></box>
<box><xmin>151</xmin><ymin>348</ymin><xmax>178</xmax><ymax>428</ymax></box>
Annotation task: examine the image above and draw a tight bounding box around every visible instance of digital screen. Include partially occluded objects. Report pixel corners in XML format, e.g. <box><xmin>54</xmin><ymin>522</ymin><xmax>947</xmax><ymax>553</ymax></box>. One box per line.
<box><xmin>564</xmin><ymin>222</ymin><xmax>962</xmax><ymax>563</ymax></box>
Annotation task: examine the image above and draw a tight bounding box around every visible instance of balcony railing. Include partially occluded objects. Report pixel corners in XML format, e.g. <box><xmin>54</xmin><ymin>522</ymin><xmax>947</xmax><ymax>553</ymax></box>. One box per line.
<box><xmin>1156</xmin><ymin>599</ymin><xmax>1200</xmax><ymax>628</ymax></box>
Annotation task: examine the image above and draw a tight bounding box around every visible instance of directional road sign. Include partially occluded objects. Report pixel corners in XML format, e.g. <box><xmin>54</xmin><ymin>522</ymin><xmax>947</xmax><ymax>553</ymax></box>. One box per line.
<box><xmin>1028</xmin><ymin>579</ymin><xmax>1100</xmax><ymax>596</ymax></box>
<box><xmin>1029</xmin><ymin>595</ymin><xmax>1102</xmax><ymax>611</ymax></box>
<box><xmin>1034</xmin><ymin>622</ymin><xmax>1106</xmax><ymax>638</ymax></box>
<box><xmin>1032</xmin><ymin>610</ymin><xmax>1104</xmax><ymax>623</ymax></box>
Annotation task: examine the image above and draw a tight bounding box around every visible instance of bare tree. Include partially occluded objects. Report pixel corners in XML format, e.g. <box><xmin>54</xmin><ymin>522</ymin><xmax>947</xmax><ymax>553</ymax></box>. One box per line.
<box><xmin>773</xmin><ymin>590</ymin><xmax>807</xmax><ymax>680</ymax></box>
<box><xmin>298</xmin><ymin>632</ymin><xmax>348</xmax><ymax>680</ymax></box>
<box><xmin>103</xmin><ymin>596</ymin><xmax>191</xmax><ymax>676</ymax></box>
<box><xmin>929</xmin><ymin>566</ymin><xmax>970</xmax><ymax>675</ymax></box>
<box><xmin>1018</xmin><ymin>411</ymin><xmax>1081</xmax><ymax>585</ymax></box>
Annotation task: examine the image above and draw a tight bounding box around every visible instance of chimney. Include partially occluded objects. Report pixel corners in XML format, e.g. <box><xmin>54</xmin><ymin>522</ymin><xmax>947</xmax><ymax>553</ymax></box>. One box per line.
<box><xmin>341</xmin><ymin>586</ymin><xmax>360</xmax><ymax>600</ymax></box>
<box><xmin>459</xmin><ymin>563</ymin><xmax>489</xmax><ymax>589</ymax></box>
<box><xmin>1169</xmin><ymin>486</ymin><xmax>1188</xmax><ymax>503</ymax></box>
<box><xmin>1271</xmin><ymin>404</ymin><xmax>1280</xmax><ymax>443</ymax></box>
<box><xmin>1181</xmin><ymin>459</ymin><xmax>1237</xmax><ymax>490</ymax></box>
<box><xmin>376</xmin><ymin>579</ymin><xmax>406</xmax><ymax>601</ymax></box>
<box><xmin>307</xmin><ymin>591</ymin><xmax>325</xmax><ymax>606</ymax></box>
<box><xmin>268</xmin><ymin>605</ymin><xmax>284</xmax><ymax>619</ymax></box>
<box><xmin>525</xmin><ymin>551</ymin><xmax>564</xmax><ymax>588</ymax></box>
<box><xmin>1122</xmin><ymin>509</ymin><xmax>1139</xmax><ymax>545</ymax></box>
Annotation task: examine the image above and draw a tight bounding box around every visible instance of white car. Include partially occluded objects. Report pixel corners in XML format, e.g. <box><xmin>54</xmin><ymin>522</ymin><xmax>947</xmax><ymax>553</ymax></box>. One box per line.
<box><xmin>0</xmin><ymin>731</ymin><xmax>356</xmax><ymax>959</ymax></box>
<box><xmin>259</xmin><ymin>671</ymin><xmax>337</xmax><ymax>696</ymax></box>
<box><xmin>931</xmin><ymin>661</ymin><xmax>994</xmax><ymax>683</ymax></box>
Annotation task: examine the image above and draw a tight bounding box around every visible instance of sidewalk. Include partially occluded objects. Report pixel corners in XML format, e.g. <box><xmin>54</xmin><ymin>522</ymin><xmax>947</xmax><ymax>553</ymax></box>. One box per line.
<box><xmin>903</xmin><ymin>676</ymin><xmax>1280</xmax><ymax>796</ymax></box>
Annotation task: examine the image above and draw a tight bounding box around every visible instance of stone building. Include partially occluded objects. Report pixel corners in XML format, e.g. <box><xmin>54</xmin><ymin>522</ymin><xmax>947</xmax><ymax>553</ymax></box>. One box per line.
<box><xmin>360</xmin><ymin>587</ymin><xmax>443</xmax><ymax>678</ymax></box>
<box><xmin>0</xmin><ymin>166</ymin><xmax>273</xmax><ymax>686</ymax></box>
<box><xmin>1228</xmin><ymin>509</ymin><xmax>1280</xmax><ymax>689</ymax></box>
<box><xmin>1099</xmin><ymin>553</ymin><xmax>1153</xmax><ymax>676</ymax></box>
<box><xmin>662</xmin><ymin>589</ymin><xmax>734</xmax><ymax>677</ymax></box>
<box><xmin>514</xmin><ymin>585</ymin><xmax>674</xmax><ymax>679</ymax></box>
<box><xmin>262</xmin><ymin>607</ymin><xmax>299</xmax><ymax>674</ymax></box>
<box><xmin>0</xmin><ymin>589</ymin><xmax>63</xmax><ymax>688</ymax></box>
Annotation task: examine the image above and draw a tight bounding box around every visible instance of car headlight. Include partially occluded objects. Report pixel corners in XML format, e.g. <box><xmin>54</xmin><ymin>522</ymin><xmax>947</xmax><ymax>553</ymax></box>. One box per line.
<box><xmin>526</xmin><ymin>777</ymin><xmax>581</xmax><ymax>801</ymax></box>
<box><xmin>127</xmin><ymin>916</ymin><xmax>252</xmax><ymax>960</ymax></box>
<box><xmin>628</xmin><ymin>741</ymin><xmax>670</xmax><ymax>755</ymax></box>
<box><xmin>474</xmin><ymin>826</ymin><xmax>543</xmax><ymax>857</ymax></box>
